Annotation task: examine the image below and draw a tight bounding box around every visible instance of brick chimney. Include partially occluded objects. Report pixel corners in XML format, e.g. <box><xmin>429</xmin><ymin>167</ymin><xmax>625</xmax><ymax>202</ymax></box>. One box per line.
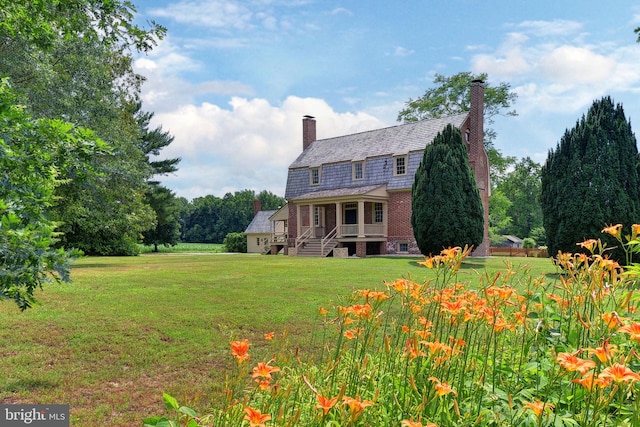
<box><xmin>253</xmin><ymin>199</ymin><xmax>262</xmax><ymax>216</ymax></box>
<box><xmin>468</xmin><ymin>79</ymin><xmax>490</xmax><ymax>257</ymax></box>
<box><xmin>468</xmin><ymin>79</ymin><xmax>484</xmax><ymax>162</ymax></box>
<box><xmin>302</xmin><ymin>115</ymin><xmax>316</xmax><ymax>151</ymax></box>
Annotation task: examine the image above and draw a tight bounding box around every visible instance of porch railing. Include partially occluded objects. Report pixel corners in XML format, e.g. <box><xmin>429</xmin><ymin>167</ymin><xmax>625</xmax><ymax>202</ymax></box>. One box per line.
<box><xmin>339</xmin><ymin>224</ymin><xmax>386</xmax><ymax>237</ymax></box>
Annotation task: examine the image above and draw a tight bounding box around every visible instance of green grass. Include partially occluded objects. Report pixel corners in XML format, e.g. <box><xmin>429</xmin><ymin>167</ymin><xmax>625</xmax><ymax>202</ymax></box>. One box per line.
<box><xmin>0</xmin><ymin>253</ymin><xmax>555</xmax><ymax>426</ymax></box>
<box><xmin>138</xmin><ymin>242</ymin><xmax>226</xmax><ymax>254</ymax></box>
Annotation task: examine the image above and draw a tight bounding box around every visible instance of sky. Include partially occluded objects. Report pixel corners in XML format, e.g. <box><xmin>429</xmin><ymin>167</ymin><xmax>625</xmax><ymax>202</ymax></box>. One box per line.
<box><xmin>131</xmin><ymin>0</ymin><xmax>640</xmax><ymax>201</ymax></box>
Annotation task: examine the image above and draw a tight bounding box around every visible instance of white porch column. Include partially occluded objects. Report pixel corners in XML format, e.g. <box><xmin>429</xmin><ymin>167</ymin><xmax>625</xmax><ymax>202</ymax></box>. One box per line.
<box><xmin>296</xmin><ymin>203</ymin><xmax>301</xmax><ymax>238</ymax></box>
<box><xmin>336</xmin><ymin>201</ymin><xmax>342</xmax><ymax>237</ymax></box>
<box><xmin>357</xmin><ymin>200</ymin><xmax>365</xmax><ymax>238</ymax></box>
<box><xmin>310</xmin><ymin>203</ymin><xmax>315</xmax><ymax>238</ymax></box>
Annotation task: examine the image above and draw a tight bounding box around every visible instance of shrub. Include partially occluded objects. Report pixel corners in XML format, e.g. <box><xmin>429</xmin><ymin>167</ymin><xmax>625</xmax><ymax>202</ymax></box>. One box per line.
<box><xmin>223</xmin><ymin>232</ymin><xmax>247</xmax><ymax>253</ymax></box>
<box><xmin>522</xmin><ymin>237</ymin><xmax>536</xmax><ymax>248</ymax></box>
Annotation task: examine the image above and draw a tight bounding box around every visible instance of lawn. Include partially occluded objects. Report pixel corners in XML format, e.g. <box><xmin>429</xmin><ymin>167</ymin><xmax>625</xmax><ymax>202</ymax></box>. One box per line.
<box><xmin>0</xmin><ymin>253</ymin><xmax>554</xmax><ymax>426</ymax></box>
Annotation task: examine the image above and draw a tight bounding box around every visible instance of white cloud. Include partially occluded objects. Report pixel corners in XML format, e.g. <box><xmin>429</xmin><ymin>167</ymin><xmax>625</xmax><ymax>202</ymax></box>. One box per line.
<box><xmin>393</xmin><ymin>46</ymin><xmax>414</xmax><ymax>57</ymax></box>
<box><xmin>510</xmin><ymin>19</ymin><xmax>584</xmax><ymax>37</ymax></box>
<box><xmin>149</xmin><ymin>0</ymin><xmax>253</xmax><ymax>29</ymax></box>
<box><xmin>152</xmin><ymin>96</ymin><xmax>384</xmax><ymax>199</ymax></box>
<box><xmin>538</xmin><ymin>46</ymin><xmax>616</xmax><ymax>84</ymax></box>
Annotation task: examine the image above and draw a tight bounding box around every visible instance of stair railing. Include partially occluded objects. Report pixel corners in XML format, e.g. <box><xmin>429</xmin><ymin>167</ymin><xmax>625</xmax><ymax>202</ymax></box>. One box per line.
<box><xmin>295</xmin><ymin>228</ymin><xmax>312</xmax><ymax>253</ymax></box>
<box><xmin>321</xmin><ymin>226</ymin><xmax>338</xmax><ymax>257</ymax></box>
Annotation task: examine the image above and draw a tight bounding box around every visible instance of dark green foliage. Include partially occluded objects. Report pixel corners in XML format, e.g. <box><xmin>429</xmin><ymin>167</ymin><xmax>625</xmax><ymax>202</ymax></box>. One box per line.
<box><xmin>497</xmin><ymin>157</ymin><xmax>543</xmax><ymax>238</ymax></box>
<box><xmin>223</xmin><ymin>232</ymin><xmax>247</xmax><ymax>253</ymax></box>
<box><xmin>411</xmin><ymin>124</ymin><xmax>484</xmax><ymax>255</ymax></box>
<box><xmin>541</xmin><ymin>97</ymin><xmax>640</xmax><ymax>261</ymax></box>
<box><xmin>181</xmin><ymin>190</ymin><xmax>285</xmax><ymax>243</ymax></box>
<box><xmin>142</xmin><ymin>186</ymin><xmax>181</xmax><ymax>252</ymax></box>
<box><xmin>0</xmin><ymin>80</ymin><xmax>103</xmax><ymax>309</ymax></box>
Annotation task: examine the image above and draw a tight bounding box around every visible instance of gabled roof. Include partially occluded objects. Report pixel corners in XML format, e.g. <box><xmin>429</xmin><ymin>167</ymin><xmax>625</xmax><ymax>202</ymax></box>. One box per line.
<box><xmin>245</xmin><ymin>210</ymin><xmax>277</xmax><ymax>234</ymax></box>
<box><xmin>289</xmin><ymin>113</ymin><xmax>468</xmax><ymax>168</ymax></box>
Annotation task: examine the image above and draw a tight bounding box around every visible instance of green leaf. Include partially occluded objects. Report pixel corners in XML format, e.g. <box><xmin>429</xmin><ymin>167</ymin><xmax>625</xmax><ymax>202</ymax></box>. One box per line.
<box><xmin>178</xmin><ymin>406</ymin><xmax>197</xmax><ymax>417</ymax></box>
<box><xmin>162</xmin><ymin>393</ymin><xmax>179</xmax><ymax>410</ymax></box>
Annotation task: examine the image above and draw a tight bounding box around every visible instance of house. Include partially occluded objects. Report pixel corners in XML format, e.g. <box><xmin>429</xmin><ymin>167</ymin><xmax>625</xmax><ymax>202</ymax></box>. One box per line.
<box><xmin>282</xmin><ymin>80</ymin><xmax>490</xmax><ymax>257</ymax></box>
<box><xmin>245</xmin><ymin>210</ymin><xmax>277</xmax><ymax>253</ymax></box>
<box><xmin>245</xmin><ymin>201</ymin><xmax>289</xmax><ymax>254</ymax></box>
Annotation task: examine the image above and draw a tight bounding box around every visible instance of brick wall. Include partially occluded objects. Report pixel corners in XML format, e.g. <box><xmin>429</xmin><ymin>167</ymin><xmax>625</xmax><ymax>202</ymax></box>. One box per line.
<box><xmin>387</xmin><ymin>191</ymin><xmax>420</xmax><ymax>254</ymax></box>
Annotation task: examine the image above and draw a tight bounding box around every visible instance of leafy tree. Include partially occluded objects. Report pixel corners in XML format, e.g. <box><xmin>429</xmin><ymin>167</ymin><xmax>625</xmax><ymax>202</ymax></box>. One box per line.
<box><xmin>397</xmin><ymin>72</ymin><xmax>518</xmax><ymax>232</ymax></box>
<box><xmin>411</xmin><ymin>124</ymin><xmax>484</xmax><ymax>255</ymax></box>
<box><xmin>497</xmin><ymin>157</ymin><xmax>543</xmax><ymax>238</ymax></box>
<box><xmin>135</xmin><ymin>104</ymin><xmax>182</xmax><ymax>251</ymax></box>
<box><xmin>529</xmin><ymin>227</ymin><xmax>547</xmax><ymax>247</ymax></box>
<box><xmin>0</xmin><ymin>79</ymin><xmax>104</xmax><ymax>309</ymax></box>
<box><xmin>488</xmin><ymin>190</ymin><xmax>513</xmax><ymax>237</ymax></box>
<box><xmin>541</xmin><ymin>97</ymin><xmax>640</xmax><ymax>261</ymax></box>
<box><xmin>181</xmin><ymin>191</ymin><xmax>286</xmax><ymax>243</ymax></box>
<box><xmin>0</xmin><ymin>1</ymin><xmax>166</xmax><ymax>256</ymax></box>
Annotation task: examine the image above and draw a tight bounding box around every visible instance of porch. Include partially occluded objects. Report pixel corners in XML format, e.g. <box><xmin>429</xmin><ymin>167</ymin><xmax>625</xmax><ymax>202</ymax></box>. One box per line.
<box><xmin>291</xmin><ymin>185</ymin><xmax>390</xmax><ymax>257</ymax></box>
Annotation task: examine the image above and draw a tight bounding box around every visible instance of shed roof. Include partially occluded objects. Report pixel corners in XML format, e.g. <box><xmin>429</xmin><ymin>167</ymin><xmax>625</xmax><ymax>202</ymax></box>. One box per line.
<box><xmin>245</xmin><ymin>210</ymin><xmax>277</xmax><ymax>234</ymax></box>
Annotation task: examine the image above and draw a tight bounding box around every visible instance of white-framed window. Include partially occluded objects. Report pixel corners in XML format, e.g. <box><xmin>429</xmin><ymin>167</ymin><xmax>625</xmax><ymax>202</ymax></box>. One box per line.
<box><xmin>394</xmin><ymin>156</ymin><xmax>407</xmax><ymax>176</ymax></box>
<box><xmin>374</xmin><ymin>203</ymin><xmax>383</xmax><ymax>223</ymax></box>
<box><xmin>310</xmin><ymin>167</ymin><xmax>320</xmax><ymax>185</ymax></box>
<box><xmin>352</xmin><ymin>161</ymin><xmax>364</xmax><ymax>180</ymax></box>
<box><xmin>398</xmin><ymin>241</ymin><xmax>409</xmax><ymax>253</ymax></box>
<box><xmin>256</xmin><ymin>237</ymin><xmax>260</xmax><ymax>246</ymax></box>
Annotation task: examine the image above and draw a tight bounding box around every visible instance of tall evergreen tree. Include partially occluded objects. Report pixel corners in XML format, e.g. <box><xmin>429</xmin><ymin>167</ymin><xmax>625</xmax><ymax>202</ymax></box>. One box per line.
<box><xmin>411</xmin><ymin>124</ymin><xmax>484</xmax><ymax>255</ymax></box>
<box><xmin>541</xmin><ymin>97</ymin><xmax>640</xmax><ymax>261</ymax></box>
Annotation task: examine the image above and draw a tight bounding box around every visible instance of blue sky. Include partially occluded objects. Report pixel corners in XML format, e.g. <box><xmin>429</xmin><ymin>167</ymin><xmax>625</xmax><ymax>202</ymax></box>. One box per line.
<box><xmin>132</xmin><ymin>0</ymin><xmax>640</xmax><ymax>200</ymax></box>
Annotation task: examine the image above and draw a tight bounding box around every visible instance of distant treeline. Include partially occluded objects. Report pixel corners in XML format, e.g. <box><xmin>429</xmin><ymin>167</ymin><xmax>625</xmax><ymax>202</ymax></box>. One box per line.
<box><xmin>177</xmin><ymin>190</ymin><xmax>285</xmax><ymax>244</ymax></box>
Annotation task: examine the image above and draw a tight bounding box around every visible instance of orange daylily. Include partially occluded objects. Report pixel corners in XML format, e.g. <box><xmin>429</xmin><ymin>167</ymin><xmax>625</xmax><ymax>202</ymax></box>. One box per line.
<box><xmin>264</xmin><ymin>332</ymin><xmax>275</xmax><ymax>341</ymax></box>
<box><xmin>401</xmin><ymin>420</ymin><xmax>437</xmax><ymax>427</ymax></box>
<box><xmin>602</xmin><ymin>312</ymin><xmax>625</xmax><ymax>329</ymax></box>
<box><xmin>556</xmin><ymin>352</ymin><xmax>596</xmax><ymax>375</ymax></box>
<box><xmin>602</xmin><ymin>223</ymin><xmax>623</xmax><ymax>239</ymax></box>
<box><xmin>632</xmin><ymin>224</ymin><xmax>640</xmax><ymax>240</ymax></box>
<box><xmin>342</xmin><ymin>395</ymin><xmax>374</xmax><ymax>419</ymax></box>
<box><xmin>428</xmin><ymin>376</ymin><xmax>457</xmax><ymax>397</ymax></box>
<box><xmin>598</xmin><ymin>363</ymin><xmax>640</xmax><ymax>384</ymax></box>
<box><xmin>618</xmin><ymin>322</ymin><xmax>640</xmax><ymax>341</ymax></box>
<box><xmin>587</xmin><ymin>340</ymin><xmax>618</xmax><ymax>363</ymax></box>
<box><xmin>344</xmin><ymin>328</ymin><xmax>364</xmax><ymax>340</ymax></box>
<box><xmin>573</xmin><ymin>372</ymin><xmax>597</xmax><ymax>391</ymax></box>
<box><xmin>315</xmin><ymin>394</ymin><xmax>339</xmax><ymax>415</ymax></box>
<box><xmin>440</xmin><ymin>247</ymin><xmax>461</xmax><ymax>259</ymax></box>
<box><xmin>251</xmin><ymin>361</ymin><xmax>280</xmax><ymax>380</ymax></box>
<box><xmin>230</xmin><ymin>339</ymin><xmax>250</xmax><ymax>363</ymax></box>
<box><xmin>244</xmin><ymin>407</ymin><xmax>271</xmax><ymax>427</ymax></box>
<box><xmin>577</xmin><ymin>239</ymin><xmax>598</xmax><ymax>252</ymax></box>
<box><xmin>523</xmin><ymin>400</ymin><xmax>554</xmax><ymax>417</ymax></box>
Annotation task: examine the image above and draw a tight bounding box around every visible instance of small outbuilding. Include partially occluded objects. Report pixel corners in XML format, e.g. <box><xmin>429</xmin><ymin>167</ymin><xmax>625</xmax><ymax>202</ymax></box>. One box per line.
<box><xmin>245</xmin><ymin>210</ymin><xmax>277</xmax><ymax>253</ymax></box>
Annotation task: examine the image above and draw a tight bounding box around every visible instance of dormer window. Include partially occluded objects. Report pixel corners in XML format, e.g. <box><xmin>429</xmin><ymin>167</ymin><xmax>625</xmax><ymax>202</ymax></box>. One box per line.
<box><xmin>310</xmin><ymin>167</ymin><xmax>320</xmax><ymax>186</ymax></box>
<box><xmin>394</xmin><ymin>156</ymin><xmax>407</xmax><ymax>176</ymax></box>
<box><xmin>352</xmin><ymin>161</ymin><xmax>364</xmax><ymax>180</ymax></box>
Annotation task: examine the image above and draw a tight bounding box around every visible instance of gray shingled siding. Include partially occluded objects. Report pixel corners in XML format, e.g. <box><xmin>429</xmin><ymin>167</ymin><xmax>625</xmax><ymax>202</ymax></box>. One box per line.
<box><xmin>285</xmin><ymin>113</ymin><xmax>468</xmax><ymax>200</ymax></box>
<box><xmin>285</xmin><ymin>150</ymin><xmax>426</xmax><ymax>199</ymax></box>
